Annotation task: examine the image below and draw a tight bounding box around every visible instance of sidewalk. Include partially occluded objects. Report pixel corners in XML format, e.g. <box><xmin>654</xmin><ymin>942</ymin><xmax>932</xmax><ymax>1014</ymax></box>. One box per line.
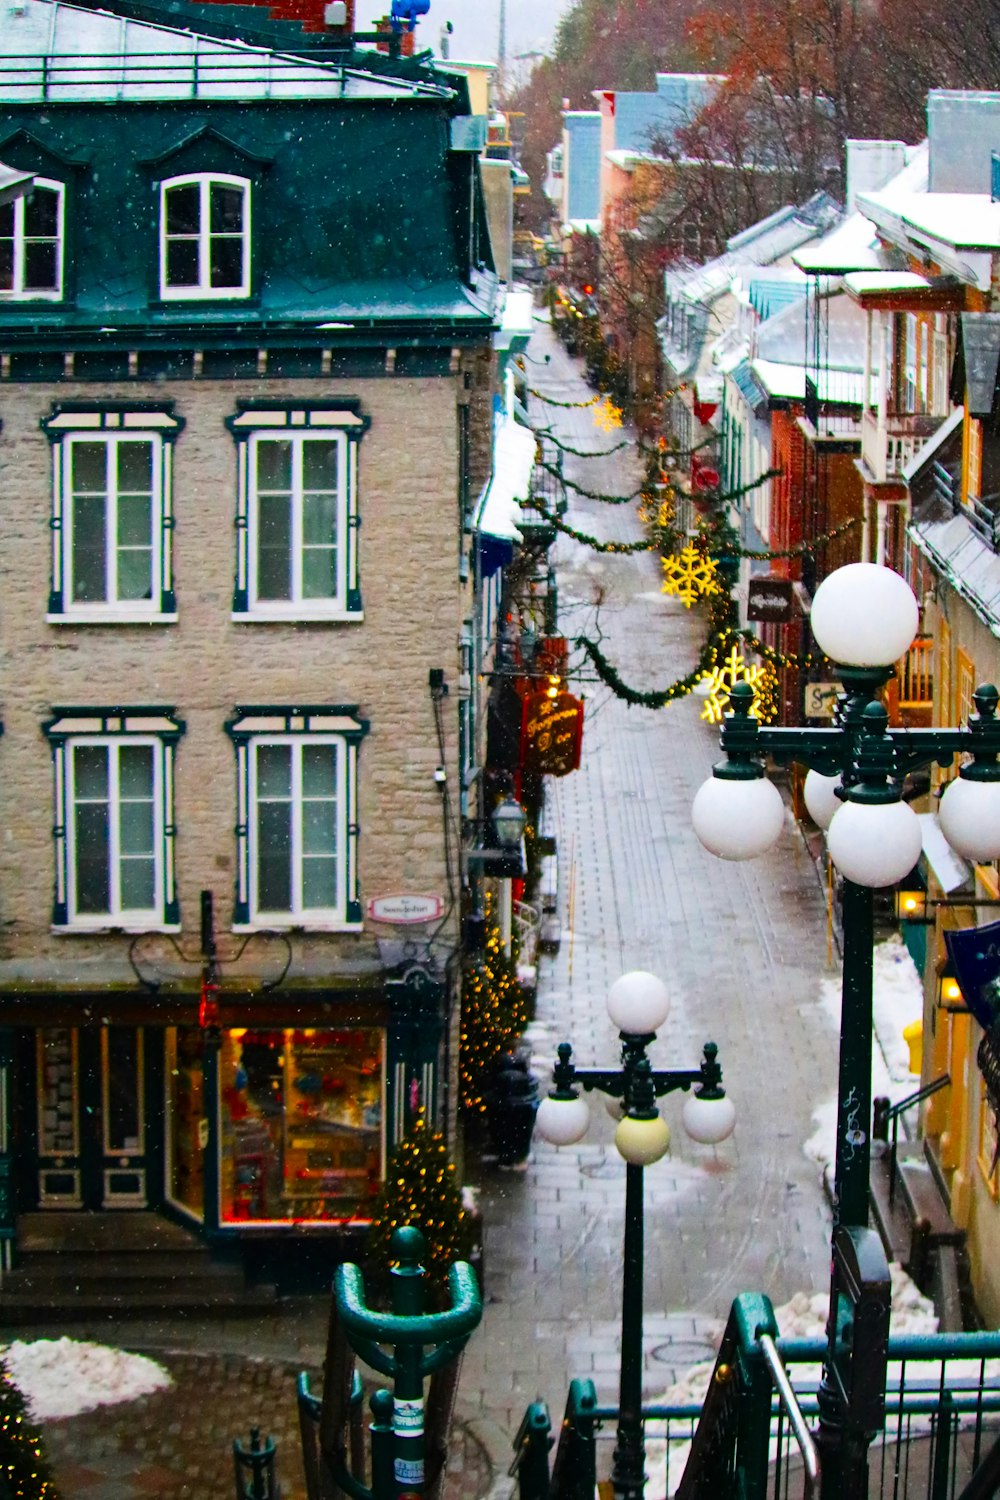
<box><xmin>20</xmin><ymin>324</ymin><xmax>840</xmax><ymax>1499</ymax></box>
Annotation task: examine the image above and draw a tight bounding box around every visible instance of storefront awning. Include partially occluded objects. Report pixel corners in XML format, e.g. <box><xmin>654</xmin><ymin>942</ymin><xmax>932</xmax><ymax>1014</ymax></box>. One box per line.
<box><xmin>475</xmin><ymin>413</ymin><xmax>536</xmax><ymax>545</ymax></box>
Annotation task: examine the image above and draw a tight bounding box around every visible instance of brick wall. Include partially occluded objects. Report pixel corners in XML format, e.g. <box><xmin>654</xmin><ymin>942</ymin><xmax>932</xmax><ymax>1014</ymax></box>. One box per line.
<box><xmin>0</xmin><ymin>373</ymin><xmax>468</xmax><ymax>981</ymax></box>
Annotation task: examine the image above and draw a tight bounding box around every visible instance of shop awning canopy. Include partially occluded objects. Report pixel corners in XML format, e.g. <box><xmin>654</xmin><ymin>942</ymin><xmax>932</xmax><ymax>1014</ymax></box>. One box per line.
<box><xmin>476</xmin><ymin>413</ymin><xmax>536</xmax><ymax>545</ymax></box>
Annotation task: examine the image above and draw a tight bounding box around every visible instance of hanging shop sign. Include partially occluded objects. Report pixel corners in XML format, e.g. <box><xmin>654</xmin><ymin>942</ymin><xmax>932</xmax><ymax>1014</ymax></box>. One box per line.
<box><xmin>804</xmin><ymin>680</ymin><xmax>844</xmax><ymax>719</ymax></box>
<box><xmin>534</xmin><ymin>635</ymin><xmax>569</xmax><ymax>676</ymax></box>
<box><xmin>747</xmin><ymin>576</ymin><xmax>795</xmax><ymax>624</ymax></box>
<box><xmin>367</xmin><ymin>894</ymin><xmax>445</xmax><ymax>924</ymax></box>
<box><xmin>521</xmin><ymin>690</ymin><xmax>584</xmax><ymax>777</ymax></box>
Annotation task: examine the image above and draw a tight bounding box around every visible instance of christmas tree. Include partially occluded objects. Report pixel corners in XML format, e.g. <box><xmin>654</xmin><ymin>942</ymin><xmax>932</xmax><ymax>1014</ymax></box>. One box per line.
<box><xmin>368</xmin><ymin>1112</ymin><xmax>470</xmax><ymax>1288</ymax></box>
<box><xmin>460</xmin><ymin>912</ymin><xmax>527</xmax><ymax>1116</ymax></box>
<box><xmin>0</xmin><ymin>1359</ymin><xmax>60</xmax><ymax>1499</ymax></box>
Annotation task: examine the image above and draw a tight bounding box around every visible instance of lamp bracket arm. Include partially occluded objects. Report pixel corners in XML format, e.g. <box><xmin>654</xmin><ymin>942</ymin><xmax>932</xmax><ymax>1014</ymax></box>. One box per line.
<box><xmin>649</xmin><ymin>1069</ymin><xmax>703</xmax><ymax>1097</ymax></box>
<box><xmin>887</xmin><ymin>726</ymin><xmax>983</xmax><ymax>777</ymax></box>
<box><xmin>753</xmin><ymin>727</ymin><xmax>844</xmax><ymax>771</ymax></box>
<box><xmin>577</xmin><ymin>1070</ymin><xmax>626</xmax><ymax>1096</ymax></box>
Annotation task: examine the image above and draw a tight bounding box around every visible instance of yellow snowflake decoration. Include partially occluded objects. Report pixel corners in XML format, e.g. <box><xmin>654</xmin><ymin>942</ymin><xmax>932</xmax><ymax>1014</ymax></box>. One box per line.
<box><xmin>592</xmin><ymin>395</ymin><xmax>624</xmax><ymax>432</ymax></box>
<box><xmin>661</xmin><ymin>544</ymin><xmax>721</xmax><ymax>608</ymax></box>
<box><xmin>699</xmin><ymin>644</ymin><xmax>779</xmax><ymax>725</ymax></box>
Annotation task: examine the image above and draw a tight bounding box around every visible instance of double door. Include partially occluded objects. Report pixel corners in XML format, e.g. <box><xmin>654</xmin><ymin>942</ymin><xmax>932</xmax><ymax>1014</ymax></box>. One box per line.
<box><xmin>35</xmin><ymin>1027</ymin><xmax>151</xmax><ymax>1209</ymax></box>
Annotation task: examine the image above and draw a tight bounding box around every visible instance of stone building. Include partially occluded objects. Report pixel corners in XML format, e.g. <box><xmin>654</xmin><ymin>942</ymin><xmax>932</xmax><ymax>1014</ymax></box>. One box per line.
<box><xmin>0</xmin><ymin>0</ymin><xmax>502</xmax><ymax>1288</ymax></box>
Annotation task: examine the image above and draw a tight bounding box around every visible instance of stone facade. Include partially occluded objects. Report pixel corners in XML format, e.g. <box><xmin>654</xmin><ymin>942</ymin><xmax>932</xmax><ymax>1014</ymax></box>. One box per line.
<box><xmin>0</xmin><ymin>368</ymin><xmax>487</xmax><ymax>979</ymax></box>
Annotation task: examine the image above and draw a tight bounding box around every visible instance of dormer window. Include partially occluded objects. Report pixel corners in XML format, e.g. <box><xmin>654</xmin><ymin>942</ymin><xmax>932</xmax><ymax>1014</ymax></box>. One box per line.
<box><xmin>0</xmin><ymin>178</ymin><xmax>64</xmax><ymax>299</ymax></box>
<box><xmin>159</xmin><ymin>174</ymin><xmax>249</xmax><ymax>299</ymax></box>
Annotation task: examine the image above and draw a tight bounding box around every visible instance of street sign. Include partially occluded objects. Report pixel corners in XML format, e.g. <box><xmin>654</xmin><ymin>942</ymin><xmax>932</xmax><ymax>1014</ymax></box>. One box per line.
<box><xmin>367</xmin><ymin>894</ymin><xmax>444</xmax><ymax>924</ymax></box>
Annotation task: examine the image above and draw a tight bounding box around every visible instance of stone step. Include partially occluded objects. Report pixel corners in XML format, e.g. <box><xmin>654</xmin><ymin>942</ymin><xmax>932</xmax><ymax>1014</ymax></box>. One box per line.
<box><xmin>0</xmin><ymin>1284</ymin><xmax>279</xmax><ymax>1320</ymax></box>
<box><xmin>6</xmin><ymin>1250</ymin><xmax>241</xmax><ymax>1280</ymax></box>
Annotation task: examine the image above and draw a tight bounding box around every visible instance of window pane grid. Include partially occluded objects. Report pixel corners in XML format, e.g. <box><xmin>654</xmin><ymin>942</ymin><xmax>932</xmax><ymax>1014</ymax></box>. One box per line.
<box><xmin>252</xmin><ymin>739</ymin><xmax>342</xmax><ymax>919</ymax></box>
<box><xmin>251</xmin><ymin>437</ymin><xmax>342</xmax><ymax>608</ymax></box>
<box><xmin>67</xmin><ymin>437</ymin><xmax>158</xmax><ymax>608</ymax></box>
<box><xmin>162</xmin><ymin>176</ymin><xmax>247</xmax><ymax>295</ymax></box>
<box><xmin>0</xmin><ymin>184</ymin><xmax>61</xmax><ymax>296</ymax></box>
<box><xmin>70</xmin><ymin>741</ymin><xmax>161</xmax><ymax>920</ymax></box>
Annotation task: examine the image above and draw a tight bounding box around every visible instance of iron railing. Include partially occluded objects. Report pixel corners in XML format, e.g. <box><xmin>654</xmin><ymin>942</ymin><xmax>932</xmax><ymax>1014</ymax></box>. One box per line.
<box><xmin>873</xmin><ymin>1075</ymin><xmax>951</xmax><ymax>1205</ymax></box>
<box><xmin>516</xmin><ymin>1310</ymin><xmax>1000</xmax><ymax>1500</ymax></box>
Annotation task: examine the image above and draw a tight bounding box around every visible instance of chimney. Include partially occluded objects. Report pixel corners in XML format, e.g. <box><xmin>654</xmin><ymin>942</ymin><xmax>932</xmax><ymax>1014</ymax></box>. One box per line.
<box><xmin>194</xmin><ymin>0</ymin><xmax>355</xmax><ymax>36</ymax></box>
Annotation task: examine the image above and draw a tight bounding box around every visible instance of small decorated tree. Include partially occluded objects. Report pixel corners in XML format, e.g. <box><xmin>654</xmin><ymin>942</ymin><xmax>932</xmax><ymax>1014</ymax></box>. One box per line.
<box><xmin>0</xmin><ymin>1359</ymin><xmax>60</xmax><ymax>1499</ymax></box>
<box><xmin>368</xmin><ymin>1112</ymin><xmax>471</xmax><ymax>1289</ymax></box>
<box><xmin>460</xmin><ymin>911</ymin><xmax>528</xmax><ymax>1117</ymax></box>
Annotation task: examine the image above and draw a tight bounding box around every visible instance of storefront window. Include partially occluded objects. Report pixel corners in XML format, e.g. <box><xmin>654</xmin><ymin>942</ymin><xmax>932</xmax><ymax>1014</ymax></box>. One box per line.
<box><xmin>166</xmin><ymin>1027</ymin><xmax>205</xmax><ymax>1219</ymax></box>
<box><xmin>220</xmin><ymin>1027</ymin><xmax>383</xmax><ymax>1223</ymax></box>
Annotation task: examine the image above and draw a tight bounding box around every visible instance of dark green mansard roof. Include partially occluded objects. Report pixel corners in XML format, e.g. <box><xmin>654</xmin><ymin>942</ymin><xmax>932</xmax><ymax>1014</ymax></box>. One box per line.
<box><xmin>0</xmin><ymin>5</ymin><xmax>496</xmax><ymax>346</ymax></box>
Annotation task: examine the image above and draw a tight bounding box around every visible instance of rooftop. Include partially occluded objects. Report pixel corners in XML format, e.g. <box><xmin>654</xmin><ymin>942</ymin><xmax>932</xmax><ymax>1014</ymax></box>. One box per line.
<box><xmin>0</xmin><ymin>0</ymin><xmax>450</xmax><ymax>101</ymax></box>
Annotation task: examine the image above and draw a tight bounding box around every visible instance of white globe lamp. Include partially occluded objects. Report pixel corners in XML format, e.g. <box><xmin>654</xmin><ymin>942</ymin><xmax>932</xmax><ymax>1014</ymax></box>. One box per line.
<box><xmin>607</xmin><ymin>970</ymin><xmax>671</xmax><ymax>1034</ymax></box>
<box><xmin>692</xmin><ymin>773</ymin><xmax>785</xmax><ymax>860</ymax></box>
<box><xmin>535</xmin><ymin>1092</ymin><xmax>590</xmax><ymax>1146</ymax></box>
<box><xmin>810</xmin><ymin>563</ymin><xmax>919</xmax><ymax>668</ymax></box>
<box><xmin>826</xmin><ymin>797</ymin><xmax>923</xmax><ymax>888</ymax></box>
<box><xmin>939</xmin><ymin>774</ymin><xmax>1000</xmax><ymax>862</ymax></box>
<box><xmin>683</xmin><ymin>1091</ymin><xmax>736</xmax><ymax>1145</ymax></box>
<box><xmin>803</xmin><ymin>770</ymin><xmax>842</xmax><ymax>830</ymax></box>
<box><xmin>614</xmin><ymin>1112</ymin><xmax>671</xmax><ymax>1165</ymax></box>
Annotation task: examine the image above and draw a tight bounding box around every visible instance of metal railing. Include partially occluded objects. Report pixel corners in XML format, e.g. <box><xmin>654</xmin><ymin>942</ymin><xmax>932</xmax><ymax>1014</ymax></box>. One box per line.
<box><xmin>516</xmin><ymin>1310</ymin><xmax>1000</xmax><ymax>1500</ymax></box>
<box><xmin>874</xmin><ymin>1075</ymin><xmax>951</xmax><ymax>1205</ymax></box>
<box><xmin>898</xmin><ymin>637</ymin><xmax>934</xmax><ymax>712</ymax></box>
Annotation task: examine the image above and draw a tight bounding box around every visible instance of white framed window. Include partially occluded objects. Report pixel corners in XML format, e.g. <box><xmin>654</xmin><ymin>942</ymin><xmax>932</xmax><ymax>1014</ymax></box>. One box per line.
<box><xmin>226</xmin><ymin>707</ymin><xmax>367</xmax><ymax>930</ymax></box>
<box><xmin>228</xmin><ymin>404</ymin><xmax>368</xmax><ymax>620</ymax></box>
<box><xmin>0</xmin><ymin>178</ymin><xmax>64</xmax><ymax>299</ymax></box>
<box><xmin>159</xmin><ymin>173</ymin><xmax>249</xmax><ymax>299</ymax></box>
<box><xmin>43</xmin><ymin>406</ymin><xmax>183</xmax><ymax>622</ymax></box>
<box><xmin>43</xmin><ymin>710</ymin><xmax>185</xmax><ymax>931</ymax></box>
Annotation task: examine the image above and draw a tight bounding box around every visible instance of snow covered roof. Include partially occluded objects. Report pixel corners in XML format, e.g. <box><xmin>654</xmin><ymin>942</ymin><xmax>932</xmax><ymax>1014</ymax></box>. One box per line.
<box><xmin>794</xmin><ymin>142</ymin><xmax>929</xmax><ymax>273</ymax></box>
<box><xmin>843</xmin><ymin>271</ymin><xmax>936</xmax><ymax>296</ymax></box>
<box><xmin>0</xmin><ymin>0</ymin><xmax>445</xmax><ymax>102</ymax></box>
<box><xmin>751</xmin><ymin>359</ymin><xmax>866</xmax><ymax>405</ymax></box>
<box><xmin>858</xmin><ymin>191</ymin><xmax>1000</xmax><ymax>252</ymax></box>
<box><xmin>0</xmin><ymin>160</ymin><xmax>33</xmax><ymax>204</ymax></box>
<box><xmin>909</xmin><ymin>503</ymin><xmax>1000</xmax><ymax>636</ymax></box>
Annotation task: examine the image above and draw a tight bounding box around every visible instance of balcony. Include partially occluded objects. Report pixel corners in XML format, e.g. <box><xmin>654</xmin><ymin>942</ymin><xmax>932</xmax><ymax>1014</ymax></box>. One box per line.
<box><xmin>860</xmin><ymin>410</ymin><xmax>942</xmax><ymax>485</ymax></box>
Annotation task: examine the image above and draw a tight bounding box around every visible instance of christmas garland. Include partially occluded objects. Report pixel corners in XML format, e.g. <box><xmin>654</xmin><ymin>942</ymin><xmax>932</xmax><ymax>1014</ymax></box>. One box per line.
<box><xmin>537</xmin><ymin>460</ymin><xmax>646</xmax><ymax>504</ymax></box>
<box><xmin>526</xmin><ymin>500</ymin><xmax>658</xmax><ymax>553</ymax></box>
<box><xmin>535</xmin><ymin>429</ymin><xmax>631</xmax><ymax>460</ymax></box>
<box><xmin>739</xmin><ymin>514</ymin><xmax>859</xmax><ymax>561</ymax></box>
<box><xmin>526</xmin><ymin>387</ymin><xmax>602</xmax><ymax>409</ymax></box>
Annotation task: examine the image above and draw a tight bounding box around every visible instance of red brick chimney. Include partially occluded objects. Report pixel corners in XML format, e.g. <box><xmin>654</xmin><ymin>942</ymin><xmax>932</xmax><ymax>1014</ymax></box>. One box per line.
<box><xmin>195</xmin><ymin>0</ymin><xmax>355</xmax><ymax>36</ymax></box>
<box><xmin>375</xmin><ymin>14</ymin><xmax>415</xmax><ymax>54</ymax></box>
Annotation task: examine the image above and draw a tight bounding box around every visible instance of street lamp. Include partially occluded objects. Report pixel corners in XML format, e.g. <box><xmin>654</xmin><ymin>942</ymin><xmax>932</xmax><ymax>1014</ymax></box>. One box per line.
<box><xmin>691</xmin><ymin>560</ymin><xmax>1000</xmax><ymax>1499</ymax></box>
<box><xmin>535</xmin><ymin>970</ymin><xmax>735</xmax><ymax>1500</ymax></box>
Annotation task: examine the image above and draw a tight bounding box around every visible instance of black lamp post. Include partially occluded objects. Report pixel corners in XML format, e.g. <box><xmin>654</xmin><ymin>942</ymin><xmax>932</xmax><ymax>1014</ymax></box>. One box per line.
<box><xmin>692</xmin><ymin>561</ymin><xmax>1000</xmax><ymax>1500</ymax></box>
<box><xmin>535</xmin><ymin>970</ymin><xmax>735</xmax><ymax>1500</ymax></box>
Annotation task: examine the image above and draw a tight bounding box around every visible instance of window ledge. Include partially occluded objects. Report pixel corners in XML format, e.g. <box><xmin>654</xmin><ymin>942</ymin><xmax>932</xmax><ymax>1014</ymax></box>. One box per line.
<box><xmin>231</xmin><ymin>920</ymin><xmax>364</xmax><ymax>934</ymax></box>
<box><xmin>47</xmin><ymin>612</ymin><xmax>179</xmax><ymax>626</ymax></box>
<box><xmin>52</xmin><ymin>922</ymin><xmax>182</xmax><ymax>936</ymax></box>
<box><xmin>231</xmin><ymin>609</ymin><xmax>363</xmax><ymax>624</ymax></box>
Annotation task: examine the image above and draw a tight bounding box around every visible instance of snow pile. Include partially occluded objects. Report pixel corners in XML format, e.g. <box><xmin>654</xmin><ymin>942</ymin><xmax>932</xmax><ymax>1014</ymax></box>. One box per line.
<box><xmin>806</xmin><ymin>936</ymin><xmax>924</xmax><ymax>1182</ymax></box>
<box><xmin>1</xmin><ymin>1338</ymin><xmax>172</xmax><ymax>1420</ymax></box>
<box><xmin>646</xmin><ymin>1264</ymin><xmax>937</xmax><ymax>1495</ymax></box>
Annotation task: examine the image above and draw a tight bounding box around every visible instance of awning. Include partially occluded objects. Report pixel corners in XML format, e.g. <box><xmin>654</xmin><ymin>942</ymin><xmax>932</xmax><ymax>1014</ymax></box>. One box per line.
<box><xmin>918</xmin><ymin>812</ymin><xmax>972</xmax><ymax>894</ymax></box>
<box><xmin>475</xmin><ymin>413</ymin><xmax>536</xmax><ymax>558</ymax></box>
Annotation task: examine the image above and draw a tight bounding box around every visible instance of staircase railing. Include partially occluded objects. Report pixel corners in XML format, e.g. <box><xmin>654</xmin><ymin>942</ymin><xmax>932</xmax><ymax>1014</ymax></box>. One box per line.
<box><xmin>516</xmin><ymin>1316</ymin><xmax>1000</xmax><ymax>1499</ymax></box>
<box><xmin>873</xmin><ymin>1074</ymin><xmax>950</xmax><ymax>1204</ymax></box>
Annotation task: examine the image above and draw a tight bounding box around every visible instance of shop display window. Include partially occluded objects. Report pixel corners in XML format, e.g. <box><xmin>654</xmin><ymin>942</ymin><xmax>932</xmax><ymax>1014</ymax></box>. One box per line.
<box><xmin>220</xmin><ymin>1027</ymin><xmax>383</xmax><ymax>1223</ymax></box>
<box><xmin>166</xmin><ymin>1027</ymin><xmax>205</xmax><ymax>1219</ymax></box>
